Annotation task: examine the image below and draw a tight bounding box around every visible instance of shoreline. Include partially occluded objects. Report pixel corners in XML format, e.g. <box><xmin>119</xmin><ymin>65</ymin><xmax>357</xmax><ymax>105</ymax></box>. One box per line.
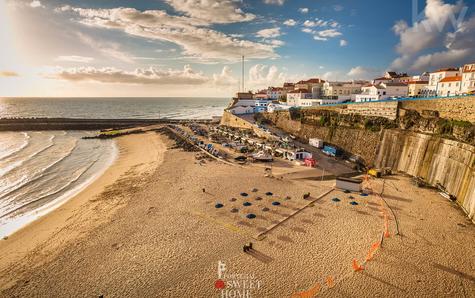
<box><xmin>0</xmin><ymin>131</ymin><xmax>165</xmax><ymax>289</ymax></box>
<box><xmin>0</xmin><ymin>140</ymin><xmax>118</xmax><ymax>239</ymax></box>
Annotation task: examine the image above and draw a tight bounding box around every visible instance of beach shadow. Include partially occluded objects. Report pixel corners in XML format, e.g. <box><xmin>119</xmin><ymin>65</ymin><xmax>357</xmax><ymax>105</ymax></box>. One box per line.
<box><xmin>313</xmin><ymin>213</ymin><xmax>325</xmax><ymax>218</ymax></box>
<box><xmin>362</xmin><ymin>272</ymin><xmax>407</xmax><ymax>292</ymax></box>
<box><xmin>291</xmin><ymin>227</ymin><xmax>306</xmax><ymax>234</ymax></box>
<box><xmin>301</xmin><ymin>219</ymin><xmax>314</xmax><ymax>224</ymax></box>
<box><xmin>256</xmin><ymin>227</ymin><xmax>267</xmax><ymax>232</ymax></box>
<box><xmin>277</xmin><ymin>235</ymin><xmax>293</xmax><ymax>243</ymax></box>
<box><xmin>355</xmin><ymin>210</ymin><xmax>370</xmax><ymax>216</ymax></box>
<box><xmin>432</xmin><ymin>263</ymin><xmax>475</xmax><ymax>282</ymax></box>
<box><xmin>237</xmin><ymin>221</ymin><xmax>252</xmax><ymax>227</ymax></box>
<box><xmin>246</xmin><ymin>249</ymin><xmax>274</xmax><ymax>264</ymax></box>
<box><xmin>383</xmin><ymin>194</ymin><xmax>412</xmax><ymax>203</ymax></box>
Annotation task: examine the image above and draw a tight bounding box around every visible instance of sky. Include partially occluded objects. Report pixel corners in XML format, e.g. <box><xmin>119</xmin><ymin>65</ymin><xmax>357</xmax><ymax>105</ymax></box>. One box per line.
<box><xmin>0</xmin><ymin>0</ymin><xmax>475</xmax><ymax>97</ymax></box>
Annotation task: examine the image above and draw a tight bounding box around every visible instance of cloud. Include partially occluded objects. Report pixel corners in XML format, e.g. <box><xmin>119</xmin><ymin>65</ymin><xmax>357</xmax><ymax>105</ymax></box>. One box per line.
<box><xmin>213</xmin><ymin>65</ymin><xmax>239</xmax><ymax>86</ymax></box>
<box><xmin>56</xmin><ymin>55</ymin><xmax>94</xmax><ymax>63</ymax></box>
<box><xmin>256</xmin><ymin>27</ymin><xmax>281</xmax><ymax>38</ymax></box>
<box><xmin>0</xmin><ymin>71</ymin><xmax>19</xmax><ymax>77</ymax></box>
<box><xmin>248</xmin><ymin>64</ymin><xmax>287</xmax><ymax>89</ymax></box>
<box><xmin>333</xmin><ymin>5</ymin><xmax>344</xmax><ymax>12</ymax></box>
<box><xmin>347</xmin><ymin>66</ymin><xmax>380</xmax><ymax>80</ymax></box>
<box><xmin>164</xmin><ymin>0</ymin><xmax>255</xmax><ymax>24</ymax></box>
<box><xmin>283</xmin><ymin>19</ymin><xmax>297</xmax><ymax>26</ymax></box>
<box><xmin>318</xmin><ymin>29</ymin><xmax>342</xmax><ymax>38</ymax></box>
<box><xmin>60</xmin><ymin>6</ymin><xmax>278</xmax><ymax>61</ymax></box>
<box><xmin>390</xmin><ymin>0</ymin><xmax>475</xmax><ymax>71</ymax></box>
<box><xmin>299</xmin><ymin>8</ymin><xmax>309</xmax><ymax>14</ymax></box>
<box><xmin>340</xmin><ymin>39</ymin><xmax>348</xmax><ymax>47</ymax></box>
<box><xmin>264</xmin><ymin>0</ymin><xmax>285</xmax><ymax>5</ymax></box>
<box><xmin>76</xmin><ymin>33</ymin><xmax>133</xmax><ymax>63</ymax></box>
<box><xmin>29</xmin><ymin>1</ymin><xmax>44</xmax><ymax>8</ymax></box>
<box><xmin>47</xmin><ymin>65</ymin><xmax>208</xmax><ymax>85</ymax></box>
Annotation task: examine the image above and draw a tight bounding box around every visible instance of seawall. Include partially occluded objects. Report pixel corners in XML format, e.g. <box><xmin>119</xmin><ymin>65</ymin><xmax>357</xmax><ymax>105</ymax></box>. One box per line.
<box><xmin>0</xmin><ymin>118</ymin><xmax>212</xmax><ymax>131</ymax></box>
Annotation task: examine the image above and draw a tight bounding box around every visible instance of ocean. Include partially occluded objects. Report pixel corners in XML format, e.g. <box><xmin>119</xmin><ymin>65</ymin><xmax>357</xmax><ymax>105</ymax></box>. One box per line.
<box><xmin>0</xmin><ymin>97</ymin><xmax>229</xmax><ymax>237</ymax></box>
<box><xmin>0</xmin><ymin>97</ymin><xmax>229</xmax><ymax>119</ymax></box>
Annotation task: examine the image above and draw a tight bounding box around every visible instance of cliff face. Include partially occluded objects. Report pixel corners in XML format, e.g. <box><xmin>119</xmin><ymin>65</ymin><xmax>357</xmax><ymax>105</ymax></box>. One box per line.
<box><xmin>254</xmin><ymin>97</ymin><xmax>475</xmax><ymax>220</ymax></box>
<box><xmin>376</xmin><ymin>130</ymin><xmax>475</xmax><ymax>219</ymax></box>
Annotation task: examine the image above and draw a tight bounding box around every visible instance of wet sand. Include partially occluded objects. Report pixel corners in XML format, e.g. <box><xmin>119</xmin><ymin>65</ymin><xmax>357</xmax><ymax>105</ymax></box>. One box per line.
<box><xmin>0</xmin><ymin>131</ymin><xmax>474</xmax><ymax>297</ymax></box>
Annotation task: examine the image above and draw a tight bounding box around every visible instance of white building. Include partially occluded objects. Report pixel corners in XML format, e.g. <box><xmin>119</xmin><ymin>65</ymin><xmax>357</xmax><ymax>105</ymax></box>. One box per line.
<box><xmin>267</xmin><ymin>103</ymin><xmax>291</xmax><ymax>113</ymax></box>
<box><xmin>437</xmin><ymin>76</ymin><xmax>462</xmax><ymax>97</ymax></box>
<box><xmin>228</xmin><ymin>105</ymin><xmax>255</xmax><ymax>115</ymax></box>
<box><xmin>428</xmin><ymin>68</ymin><xmax>460</xmax><ymax>97</ymax></box>
<box><xmin>286</xmin><ymin>89</ymin><xmax>313</xmax><ymax>106</ymax></box>
<box><xmin>267</xmin><ymin>87</ymin><xmax>286</xmax><ymax>100</ymax></box>
<box><xmin>354</xmin><ymin>82</ymin><xmax>408</xmax><ymax>102</ymax></box>
<box><xmin>254</xmin><ymin>99</ymin><xmax>272</xmax><ymax>113</ymax></box>
<box><xmin>322</xmin><ymin>81</ymin><xmax>363</xmax><ymax>100</ymax></box>
<box><xmin>461</xmin><ymin>63</ymin><xmax>475</xmax><ymax>94</ymax></box>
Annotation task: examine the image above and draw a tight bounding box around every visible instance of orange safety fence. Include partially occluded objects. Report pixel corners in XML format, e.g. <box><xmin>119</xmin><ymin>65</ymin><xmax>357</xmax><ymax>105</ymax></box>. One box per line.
<box><xmin>352</xmin><ymin>259</ymin><xmax>364</xmax><ymax>272</ymax></box>
<box><xmin>365</xmin><ymin>242</ymin><xmax>381</xmax><ymax>262</ymax></box>
<box><xmin>291</xmin><ymin>283</ymin><xmax>321</xmax><ymax>298</ymax></box>
<box><xmin>325</xmin><ymin>276</ymin><xmax>335</xmax><ymax>288</ymax></box>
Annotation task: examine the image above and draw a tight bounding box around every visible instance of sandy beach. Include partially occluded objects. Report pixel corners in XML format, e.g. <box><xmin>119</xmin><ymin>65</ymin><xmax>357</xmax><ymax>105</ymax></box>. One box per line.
<box><xmin>0</xmin><ymin>129</ymin><xmax>474</xmax><ymax>297</ymax></box>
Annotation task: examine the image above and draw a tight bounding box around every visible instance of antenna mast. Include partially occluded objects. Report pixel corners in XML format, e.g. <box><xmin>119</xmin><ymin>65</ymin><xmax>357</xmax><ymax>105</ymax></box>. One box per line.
<box><xmin>241</xmin><ymin>55</ymin><xmax>245</xmax><ymax>92</ymax></box>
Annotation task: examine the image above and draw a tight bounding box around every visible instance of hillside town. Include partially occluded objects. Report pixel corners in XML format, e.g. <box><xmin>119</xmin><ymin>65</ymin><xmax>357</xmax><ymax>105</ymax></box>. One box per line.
<box><xmin>227</xmin><ymin>62</ymin><xmax>475</xmax><ymax>115</ymax></box>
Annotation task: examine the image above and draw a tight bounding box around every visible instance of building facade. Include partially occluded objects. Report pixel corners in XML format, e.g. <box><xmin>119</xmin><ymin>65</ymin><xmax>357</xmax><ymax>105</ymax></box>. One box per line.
<box><xmin>462</xmin><ymin>63</ymin><xmax>475</xmax><ymax>94</ymax></box>
<box><xmin>437</xmin><ymin>76</ymin><xmax>462</xmax><ymax>97</ymax></box>
<box><xmin>407</xmin><ymin>80</ymin><xmax>429</xmax><ymax>97</ymax></box>
<box><xmin>427</xmin><ymin>68</ymin><xmax>460</xmax><ymax>96</ymax></box>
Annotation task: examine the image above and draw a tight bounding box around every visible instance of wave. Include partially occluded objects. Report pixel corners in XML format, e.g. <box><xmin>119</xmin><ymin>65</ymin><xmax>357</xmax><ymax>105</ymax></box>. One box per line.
<box><xmin>0</xmin><ymin>157</ymin><xmax>100</xmax><ymax>219</ymax></box>
<box><xmin>0</xmin><ymin>135</ymin><xmax>55</xmax><ymax>178</ymax></box>
<box><xmin>0</xmin><ymin>132</ymin><xmax>30</xmax><ymax>161</ymax></box>
<box><xmin>0</xmin><ymin>138</ymin><xmax>78</xmax><ymax>200</ymax></box>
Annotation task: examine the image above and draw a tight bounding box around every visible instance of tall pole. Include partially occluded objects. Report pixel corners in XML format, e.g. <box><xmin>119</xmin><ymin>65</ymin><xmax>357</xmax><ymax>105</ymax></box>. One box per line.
<box><xmin>242</xmin><ymin>55</ymin><xmax>245</xmax><ymax>92</ymax></box>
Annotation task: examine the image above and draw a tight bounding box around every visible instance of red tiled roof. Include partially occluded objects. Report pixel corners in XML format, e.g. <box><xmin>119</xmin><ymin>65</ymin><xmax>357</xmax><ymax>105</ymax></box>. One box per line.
<box><xmin>373</xmin><ymin>77</ymin><xmax>391</xmax><ymax>81</ymax></box>
<box><xmin>463</xmin><ymin>64</ymin><xmax>475</xmax><ymax>73</ymax></box>
<box><xmin>407</xmin><ymin>80</ymin><xmax>428</xmax><ymax>85</ymax></box>
<box><xmin>288</xmin><ymin>88</ymin><xmax>310</xmax><ymax>93</ymax></box>
<box><xmin>433</xmin><ymin>67</ymin><xmax>459</xmax><ymax>73</ymax></box>
<box><xmin>439</xmin><ymin>76</ymin><xmax>462</xmax><ymax>83</ymax></box>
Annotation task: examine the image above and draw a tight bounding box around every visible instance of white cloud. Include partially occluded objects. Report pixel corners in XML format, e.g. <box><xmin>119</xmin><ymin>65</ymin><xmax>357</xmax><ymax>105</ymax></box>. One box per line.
<box><xmin>347</xmin><ymin>66</ymin><xmax>380</xmax><ymax>80</ymax></box>
<box><xmin>340</xmin><ymin>39</ymin><xmax>348</xmax><ymax>47</ymax></box>
<box><xmin>318</xmin><ymin>29</ymin><xmax>342</xmax><ymax>38</ymax></box>
<box><xmin>29</xmin><ymin>1</ymin><xmax>44</xmax><ymax>8</ymax></box>
<box><xmin>268</xmin><ymin>39</ymin><xmax>285</xmax><ymax>46</ymax></box>
<box><xmin>47</xmin><ymin>65</ymin><xmax>207</xmax><ymax>85</ymax></box>
<box><xmin>248</xmin><ymin>64</ymin><xmax>288</xmax><ymax>89</ymax></box>
<box><xmin>303</xmin><ymin>20</ymin><xmax>317</xmax><ymax>27</ymax></box>
<box><xmin>333</xmin><ymin>5</ymin><xmax>344</xmax><ymax>12</ymax></box>
<box><xmin>164</xmin><ymin>0</ymin><xmax>255</xmax><ymax>24</ymax></box>
<box><xmin>264</xmin><ymin>0</ymin><xmax>285</xmax><ymax>5</ymax></box>
<box><xmin>313</xmin><ymin>36</ymin><xmax>328</xmax><ymax>41</ymax></box>
<box><xmin>299</xmin><ymin>8</ymin><xmax>309</xmax><ymax>14</ymax></box>
<box><xmin>77</xmin><ymin>33</ymin><xmax>133</xmax><ymax>63</ymax></box>
<box><xmin>213</xmin><ymin>65</ymin><xmax>238</xmax><ymax>86</ymax></box>
<box><xmin>256</xmin><ymin>27</ymin><xmax>281</xmax><ymax>38</ymax></box>
<box><xmin>390</xmin><ymin>0</ymin><xmax>475</xmax><ymax>71</ymax></box>
<box><xmin>60</xmin><ymin>6</ymin><xmax>278</xmax><ymax>62</ymax></box>
<box><xmin>283</xmin><ymin>19</ymin><xmax>297</xmax><ymax>26</ymax></box>
<box><xmin>56</xmin><ymin>55</ymin><xmax>94</xmax><ymax>63</ymax></box>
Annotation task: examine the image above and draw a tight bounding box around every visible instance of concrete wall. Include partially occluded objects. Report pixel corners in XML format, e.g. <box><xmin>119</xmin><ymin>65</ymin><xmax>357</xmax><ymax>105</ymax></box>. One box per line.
<box><xmin>220</xmin><ymin>111</ymin><xmax>255</xmax><ymax>130</ymax></box>
<box><xmin>340</xmin><ymin>101</ymin><xmax>398</xmax><ymax>120</ymax></box>
<box><xmin>376</xmin><ymin>130</ymin><xmax>475</xmax><ymax>221</ymax></box>
<box><xmin>400</xmin><ymin>96</ymin><xmax>475</xmax><ymax>123</ymax></box>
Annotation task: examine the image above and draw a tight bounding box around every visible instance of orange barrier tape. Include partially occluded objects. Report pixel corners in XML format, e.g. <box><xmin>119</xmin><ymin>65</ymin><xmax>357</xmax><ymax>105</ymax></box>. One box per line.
<box><xmin>365</xmin><ymin>242</ymin><xmax>381</xmax><ymax>262</ymax></box>
<box><xmin>291</xmin><ymin>283</ymin><xmax>321</xmax><ymax>298</ymax></box>
<box><xmin>352</xmin><ymin>259</ymin><xmax>364</xmax><ymax>272</ymax></box>
<box><xmin>325</xmin><ymin>276</ymin><xmax>335</xmax><ymax>288</ymax></box>
<box><xmin>384</xmin><ymin>215</ymin><xmax>390</xmax><ymax>238</ymax></box>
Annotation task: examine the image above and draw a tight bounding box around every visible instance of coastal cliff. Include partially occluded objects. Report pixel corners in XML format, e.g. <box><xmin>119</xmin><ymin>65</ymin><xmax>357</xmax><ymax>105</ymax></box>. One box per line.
<box><xmin>242</xmin><ymin>96</ymin><xmax>475</xmax><ymax>220</ymax></box>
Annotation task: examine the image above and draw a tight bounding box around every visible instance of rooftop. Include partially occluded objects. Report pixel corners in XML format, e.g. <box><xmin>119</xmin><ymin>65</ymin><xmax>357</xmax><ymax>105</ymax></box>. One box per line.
<box><xmin>439</xmin><ymin>76</ymin><xmax>462</xmax><ymax>83</ymax></box>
